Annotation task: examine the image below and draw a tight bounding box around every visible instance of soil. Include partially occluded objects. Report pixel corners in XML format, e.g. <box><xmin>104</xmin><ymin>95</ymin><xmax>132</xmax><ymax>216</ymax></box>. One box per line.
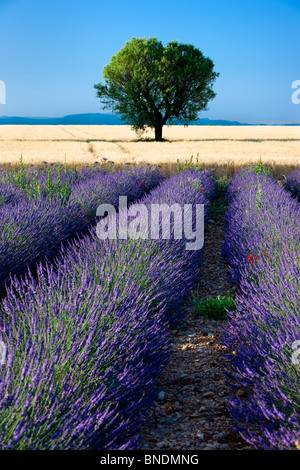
<box><xmin>138</xmin><ymin>211</ymin><xmax>255</xmax><ymax>451</ymax></box>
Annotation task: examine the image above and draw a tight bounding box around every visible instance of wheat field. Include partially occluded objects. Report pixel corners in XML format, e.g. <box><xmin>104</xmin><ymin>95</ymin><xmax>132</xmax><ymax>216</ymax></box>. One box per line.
<box><xmin>0</xmin><ymin>125</ymin><xmax>299</xmax><ymax>171</ymax></box>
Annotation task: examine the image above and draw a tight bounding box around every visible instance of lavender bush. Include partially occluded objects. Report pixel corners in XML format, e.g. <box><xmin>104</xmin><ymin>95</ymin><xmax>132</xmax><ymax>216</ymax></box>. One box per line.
<box><xmin>0</xmin><ymin>169</ymin><xmax>215</xmax><ymax>449</ymax></box>
<box><xmin>284</xmin><ymin>169</ymin><xmax>300</xmax><ymax>200</ymax></box>
<box><xmin>0</xmin><ymin>166</ymin><xmax>163</xmax><ymax>287</ymax></box>
<box><xmin>221</xmin><ymin>167</ymin><xmax>300</xmax><ymax>450</ymax></box>
<box><xmin>0</xmin><ymin>181</ymin><xmax>27</xmax><ymax>206</ymax></box>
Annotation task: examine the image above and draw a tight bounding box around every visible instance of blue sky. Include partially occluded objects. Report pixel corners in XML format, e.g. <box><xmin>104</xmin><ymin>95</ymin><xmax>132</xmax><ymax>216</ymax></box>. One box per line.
<box><xmin>0</xmin><ymin>0</ymin><xmax>299</xmax><ymax>123</ymax></box>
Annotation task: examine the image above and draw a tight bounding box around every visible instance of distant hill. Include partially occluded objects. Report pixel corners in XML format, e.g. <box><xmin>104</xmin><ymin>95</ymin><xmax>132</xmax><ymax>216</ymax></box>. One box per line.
<box><xmin>0</xmin><ymin>113</ymin><xmax>125</xmax><ymax>125</ymax></box>
<box><xmin>0</xmin><ymin>113</ymin><xmax>298</xmax><ymax>125</ymax></box>
<box><xmin>0</xmin><ymin>113</ymin><xmax>253</xmax><ymax>126</ymax></box>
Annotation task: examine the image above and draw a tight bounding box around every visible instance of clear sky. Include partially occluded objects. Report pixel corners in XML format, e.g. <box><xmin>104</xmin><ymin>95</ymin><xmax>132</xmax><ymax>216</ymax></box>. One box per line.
<box><xmin>0</xmin><ymin>0</ymin><xmax>299</xmax><ymax>123</ymax></box>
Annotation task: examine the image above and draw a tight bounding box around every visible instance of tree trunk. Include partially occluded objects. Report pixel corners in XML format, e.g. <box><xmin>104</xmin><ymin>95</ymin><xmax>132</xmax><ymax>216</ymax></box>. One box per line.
<box><xmin>154</xmin><ymin>124</ymin><xmax>163</xmax><ymax>141</ymax></box>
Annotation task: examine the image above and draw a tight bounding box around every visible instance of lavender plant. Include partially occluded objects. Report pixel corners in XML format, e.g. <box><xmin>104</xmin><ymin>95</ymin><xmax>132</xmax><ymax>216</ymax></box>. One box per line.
<box><xmin>0</xmin><ymin>166</ymin><xmax>163</xmax><ymax>287</ymax></box>
<box><xmin>284</xmin><ymin>169</ymin><xmax>300</xmax><ymax>200</ymax></box>
<box><xmin>0</xmin><ymin>181</ymin><xmax>27</xmax><ymax>206</ymax></box>
<box><xmin>0</xmin><ymin>169</ymin><xmax>215</xmax><ymax>449</ymax></box>
<box><xmin>221</xmin><ymin>167</ymin><xmax>300</xmax><ymax>450</ymax></box>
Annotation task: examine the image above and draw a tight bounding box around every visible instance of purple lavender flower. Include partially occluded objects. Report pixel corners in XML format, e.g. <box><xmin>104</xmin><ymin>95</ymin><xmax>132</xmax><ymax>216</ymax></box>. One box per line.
<box><xmin>0</xmin><ymin>169</ymin><xmax>215</xmax><ymax>449</ymax></box>
<box><xmin>221</xmin><ymin>167</ymin><xmax>300</xmax><ymax>450</ymax></box>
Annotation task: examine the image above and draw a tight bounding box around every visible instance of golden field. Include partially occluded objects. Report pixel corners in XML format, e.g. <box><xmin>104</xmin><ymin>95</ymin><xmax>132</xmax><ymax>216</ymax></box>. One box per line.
<box><xmin>0</xmin><ymin>125</ymin><xmax>299</xmax><ymax>174</ymax></box>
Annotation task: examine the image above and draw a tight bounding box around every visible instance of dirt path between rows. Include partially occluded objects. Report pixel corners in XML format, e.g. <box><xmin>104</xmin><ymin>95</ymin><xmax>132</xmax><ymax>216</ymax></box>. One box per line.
<box><xmin>139</xmin><ymin>211</ymin><xmax>255</xmax><ymax>451</ymax></box>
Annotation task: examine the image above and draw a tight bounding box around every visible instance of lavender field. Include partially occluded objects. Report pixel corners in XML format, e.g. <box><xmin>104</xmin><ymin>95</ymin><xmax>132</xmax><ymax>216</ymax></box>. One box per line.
<box><xmin>0</xmin><ymin>158</ymin><xmax>299</xmax><ymax>450</ymax></box>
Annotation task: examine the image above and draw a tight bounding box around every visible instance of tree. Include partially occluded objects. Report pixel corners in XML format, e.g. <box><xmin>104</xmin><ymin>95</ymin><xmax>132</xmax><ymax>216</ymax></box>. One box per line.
<box><xmin>94</xmin><ymin>37</ymin><xmax>219</xmax><ymax>141</ymax></box>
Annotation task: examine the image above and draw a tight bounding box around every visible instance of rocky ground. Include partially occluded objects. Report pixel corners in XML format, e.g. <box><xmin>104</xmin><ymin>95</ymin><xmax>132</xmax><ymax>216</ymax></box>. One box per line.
<box><xmin>139</xmin><ymin>211</ymin><xmax>255</xmax><ymax>451</ymax></box>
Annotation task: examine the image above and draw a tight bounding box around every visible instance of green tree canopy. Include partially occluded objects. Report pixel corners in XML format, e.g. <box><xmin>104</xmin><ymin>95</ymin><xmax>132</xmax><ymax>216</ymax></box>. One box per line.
<box><xmin>94</xmin><ymin>37</ymin><xmax>219</xmax><ymax>141</ymax></box>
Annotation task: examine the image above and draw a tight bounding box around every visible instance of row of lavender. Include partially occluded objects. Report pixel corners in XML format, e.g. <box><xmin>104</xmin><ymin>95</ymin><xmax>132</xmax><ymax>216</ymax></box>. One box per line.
<box><xmin>0</xmin><ymin>182</ymin><xmax>27</xmax><ymax>205</ymax></box>
<box><xmin>0</xmin><ymin>169</ymin><xmax>215</xmax><ymax>449</ymax></box>
<box><xmin>222</xmin><ymin>168</ymin><xmax>300</xmax><ymax>450</ymax></box>
<box><xmin>285</xmin><ymin>168</ymin><xmax>300</xmax><ymax>200</ymax></box>
<box><xmin>0</xmin><ymin>164</ymin><xmax>105</xmax><ymax>205</ymax></box>
<box><xmin>0</xmin><ymin>166</ymin><xmax>162</xmax><ymax>286</ymax></box>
